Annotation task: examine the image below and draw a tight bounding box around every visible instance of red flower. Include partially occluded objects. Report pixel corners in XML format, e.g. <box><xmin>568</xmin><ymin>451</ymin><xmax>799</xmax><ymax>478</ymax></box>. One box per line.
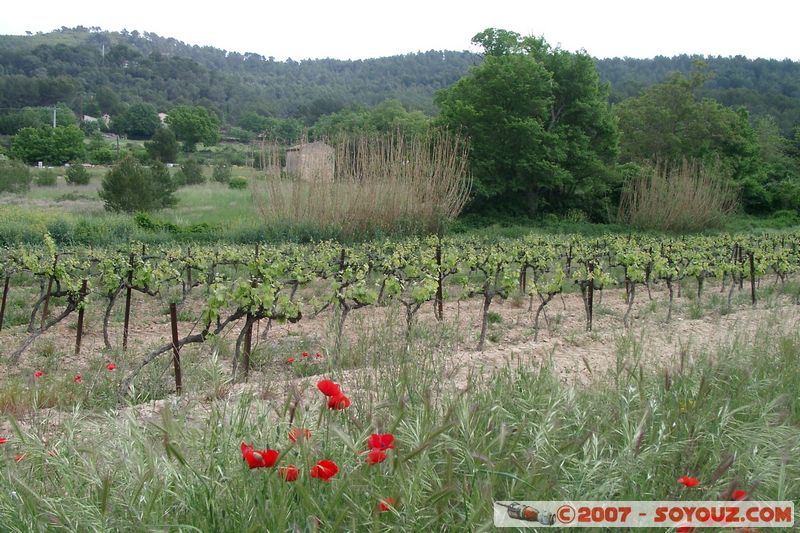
<box><xmin>240</xmin><ymin>442</ymin><xmax>279</xmax><ymax>469</ymax></box>
<box><xmin>367</xmin><ymin>449</ymin><xmax>387</xmax><ymax>464</ymax></box>
<box><xmin>302</xmin><ymin>352</ymin><xmax>309</xmax><ymax>358</ymax></box>
<box><xmin>315</xmin><ymin>352</ymin><xmax>322</xmax><ymax>358</ymax></box>
<box><xmin>287</xmin><ymin>357</ymin><xmax>295</xmax><ymax>364</ymax></box>
<box><xmin>368</xmin><ymin>433</ymin><xmax>394</xmax><ymax>451</ymax></box>
<box><xmin>732</xmin><ymin>489</ymin><xmax>748</xmax><ymax>501</ymax></box>
<box><xmin>378</xmin><ymin>497</ymin><xmax>398</xmax><ymax>512</ymax></box>
<box><xmin>279</xmin><ymin>464</ymin><xmax>299</xmax><ymax>481</ymax></box>
<box><xmin>288</xmin><ymin>428</ymin><xmax>312</xmax><ymax>443</ymax></box>
<box><xmin>0</xmin><ymin>437</ymin><xmax>8</xmax><ymax>445</ymax></box>
<box><xmin>106</xmin><ymin>362</ymin><xmax>117</xmax><ymax>371</ymax></box>
<box><xmin>677</xmin><ymin>526</ymin><xmax>696</xmax><ymax>533</ymax></box>
<box><xmin>677</xmin><ymin>475</ymin><xmax>700</xmax><ymax>487</ymax></box>
<box><xmin>33</xmin><ymin>370</ymin><xmax>44</xmax><ymax>379</ymax></box>
<box><xmin>317</xmin><ymin>379</ymin><xmax>341</xmax><ymax>397</ymax></box>
<box><xmin>15</xmin><ymin>453</ymin><xmax>25</xmax><ymax>462</ymax></box>
<box><xmin>74</xmin><ymin>375</ymin><xmax>82</xmax><ymax>383</ymax></box>
<box><xmin>310</xmin><ymin>459</ymin><xmax>338</xmax><ymax>481</ymax></box>
<box><xmin>327</xmin><ymin>394</ymin><xmax>350</xmax><ymax>410</ymax></box>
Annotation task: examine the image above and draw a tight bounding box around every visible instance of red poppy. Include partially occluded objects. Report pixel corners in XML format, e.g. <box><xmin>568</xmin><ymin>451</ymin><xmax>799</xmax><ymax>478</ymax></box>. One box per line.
<box><xmin>33</xmin><ymin>370</ymin><xmax>44</xmax><ymax>379</ymax></box>
<box><xmin>327</xmin><ymin>394</ymin><xmax>350</xmax><ymax>410</ymax></box>
<box><xmin>677</xmin><ymin>475</ymin><xmax>700</xmax><ymax>487</ymax></box>
<box><xmin>106</xmin><ymin>362</ymin><xmax>117</xmax><ymax>371</ymax></box>
<box><xmin>367</xmin><ymin>449</ymin><xmax>387</xmax><ymax>464</ymax></box>
<box><xmin>0</xmin><ymin>437</ymin><xmax>8</xmax><ymax>445</ymax></box>
<box><xmin>378</xmin><ymin>497</ymin><xmax>398</xmax><ymax>512</ymax></box>
<box><xmin>732</xmin><ymin>489</ymin><xmax>748</xmax><ymax>501</ymax></box>
<box><xmin>676</xmin><ymin>526</ymin><xmax>696</xmax><ymax>533</ymax></box>
<box><xmin>288</xmin><ymin>428</ymin><xmax>312</xmax><ymax>443</ymax></box>
<box><xmin>317</xmin><ymin>379</ymin><xmax>341</xmax><ymax>397</ymax></box>
<box><xmin>15</xmin><ymin>453</ymin><xmax>25</xmax><ymax>462</ymax></box>
<box><xmin>368</xmin><ymin>433</ymin><xmax>394</xmax><ymax>451</ymax></box>
<box><xmin>240</xmin><ymin>442</ymin><xmax>279</xmax><ymax>469</ymax></box>
<box><xmin>287</xmin><ymin>357</ymin><xmax>295</xmax><ymax>364</ymax></box>
<box><xmin>302</xmin><ymin>352</ymin><xmax>309</xmax><ymax>358</ymax></box>
<box><xmin>310</xmin><ymin>459</ymin><xmax>338</xmax><ymax>481</ymax></box>
<box><xmin>279</xmin><ymin>464</ymin><xmax>299</xmax><ymax>481</ymax></box>
<box><xmin>74</xmin><ymin>375</ymin><xmax>82</xmax><ymax>383</ymax></box>
<box><xmin>315</xmin><ymin>352</ymin><xmax>322</xmax><ymax>358</ymax></box>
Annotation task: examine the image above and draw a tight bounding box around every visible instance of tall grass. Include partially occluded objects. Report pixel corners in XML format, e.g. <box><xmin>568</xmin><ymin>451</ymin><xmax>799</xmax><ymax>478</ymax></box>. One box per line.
<box><xmin>619</xmin><ymin>159</ymin><xmax>738</xmax><ymax>232</ymax></box>
<box><xmin>1</xmin><ymin>310</ymin><xmax>798</xmax><ymax>530</ymax></box>
<box><xmin>253</xmin><ymin>130</ymin><xmax>472</xmax><ymax>240</ymax></box>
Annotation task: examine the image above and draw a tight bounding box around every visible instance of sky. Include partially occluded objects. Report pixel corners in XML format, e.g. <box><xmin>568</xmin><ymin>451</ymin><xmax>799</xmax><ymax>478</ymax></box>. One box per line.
<box><xmin>1</xmin><ymin>0</ymin><xmax>798</xmax><ymax>61</ymax></box>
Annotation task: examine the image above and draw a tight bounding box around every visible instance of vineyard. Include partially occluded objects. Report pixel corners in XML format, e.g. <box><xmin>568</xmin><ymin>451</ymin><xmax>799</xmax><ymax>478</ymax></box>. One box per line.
<box><xmin>1</xmin><ymin>231</ymin><xmax>799</xmax><ymax>397</ymax></box>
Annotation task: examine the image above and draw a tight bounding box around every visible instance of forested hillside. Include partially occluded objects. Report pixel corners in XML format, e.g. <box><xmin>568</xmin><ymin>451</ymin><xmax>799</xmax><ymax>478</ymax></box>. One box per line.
<box><xmin>1</xmin><ymin>27</ymin><xmax>799</xmax><ymax>133</ymax></box>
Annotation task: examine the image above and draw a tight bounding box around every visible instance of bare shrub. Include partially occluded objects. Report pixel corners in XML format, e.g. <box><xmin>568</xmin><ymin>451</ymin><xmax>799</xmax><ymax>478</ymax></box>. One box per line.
<box><xmin>618</xmin><ymin>159</ymin><xmax>738</xmax><ymax>232</ymax></box>
<box><xmin>252</xmin><ymin>130</ymin><xmax>471</xmax><ymax>239</ymax></box>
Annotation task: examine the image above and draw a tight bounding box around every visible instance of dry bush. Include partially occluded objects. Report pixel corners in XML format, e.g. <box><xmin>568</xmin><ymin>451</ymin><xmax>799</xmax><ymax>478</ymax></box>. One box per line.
<box><xmin>618</xmin><ymin>159</ymin><xmax>738</xmax><ymax>232</ymax></box>
<box><xmin>252</xmin><ymin>130</ymin><xmax>471</xmax><ymax>239</ymax></box>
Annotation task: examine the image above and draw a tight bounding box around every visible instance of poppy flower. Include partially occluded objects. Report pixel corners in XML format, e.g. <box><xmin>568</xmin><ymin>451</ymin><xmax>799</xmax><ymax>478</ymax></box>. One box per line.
<box><xmin>33</xmin><ymin>370</ymin><xmax>44</xmax><ymax>379</ymax></box>
<box><xmin>74</xmin><ymin>375</ymin><xmax>82</xmax><ymax>383</ymax></box>
<box><xmin>106</xmin><ymin>362</ymin><xmax>117</xmax><ymax>371</ymax></box>
<box><xmin>240</xmin><ymin>442</ymin><xmax>279</xmax><ymax>469</ymax></box>
<box><xmin>378</xmin><ymin>497</ymin><xmax>398</xmax><ymax>512</ymax></box>
<box><xmin>367</xmin><ymin>449</ymin><xmax>387</xmax><ymax>464</ymax></box>
<box><xmin>677</xmin><ymin>475</ymin><xmax>700</xmax><ymax>487</ymax></box>
<box><xmin>310</xmin><ymin>459</ymin><xmax>338</xmax><ymax>481</ymax></box>
<box><xmin>288</xmin><ymin>427</ymin><xmax>312</xmax><ymax>443</ymax></box>
<box><xmin>0</xmin><ymin>437</ymin><xmax>8</xmax><ymax>445</ymax></box>
<box><xmin>327</xmin><ymin>394</ymin><xmax>350</xmax><ymax>410</ymax></box>
<box><xmin>676</xmin><ymin>526</ymin><xmax>696</xmax><ymax>533</ymax></box>
<box><xmin>279</xmin><ymin>464</ymin><xmax>299</xmax><ymax>481</ymax></box>
<box><xmin>368</xmin><ymin>433</ymin><xmax>394</xmax><ymax>451</ymax></box>
<box><xmin>317</xmin><ymin>379</ymin><xmax>341</xmax><ymax>397</ymax></box>
<box><xmin>287</xmin><ymin>357</ymin><xmax>295</xmax><ymax>364</ymax></box>
<box><xmin>15</xmin><ymin>453</ymin><xmax>25</xmax><ymax>462</ymax></box>
<box><xmin>302</xmin><ymin>352</ymin><xmax>309</xmax><ymax>358</ymax></box>
<box><xmin>731</xmin><ymin>489</ymin><xmax>748</xmax><ymax>501</ymax></box>
<box><xmin>315</xmin><ymin>352</ymin><xmax>322</xmax><ymax>358</ymax></box>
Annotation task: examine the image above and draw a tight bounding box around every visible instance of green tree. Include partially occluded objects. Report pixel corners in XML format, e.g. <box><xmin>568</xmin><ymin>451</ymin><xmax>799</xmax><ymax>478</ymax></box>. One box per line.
<box><xmin>313</xmin><ymin>99</ymin><xmax>430</xmax><ymax>139</ymax></box>
<box><xmin>0</xmin><ymin>159</ymin><xmax>32</xmax><ymax>193</ymax></box>
<box><xmin>435</xmin><ymin>29</ymin><xmax>619</xmax><ymax>218</ymax></box>
<box><xmin>113</xmin><ymin>102</ymin><xmax>160</xmax><ymax>139</ymax></box>
<box><xmin>99</xmin><ymin>155</ymin><xmax>177</xmax><ymax>212</ymax></box>
<box><xmin>144</xmin><ymin>127</ymin><xmax>178</xmax><ymax>163</ymax></box>
<box><xmin>175</xmin><ymin>157</ymin><xmax>205</xmax><ymax>185</ymax></box>
<box><xmin>166</xmin><ymin>105</ymin><xmax>220</xmax><ymax>152</ymax></box>
<box><xmin>11</xmin><ymin>125</ymin><xmax>85</xmax><ymax>165</ymax></box>
<box><xmin>65</xmin><ymin>164</ymin><xmax>90</xmax><ymax>185</ymax></box>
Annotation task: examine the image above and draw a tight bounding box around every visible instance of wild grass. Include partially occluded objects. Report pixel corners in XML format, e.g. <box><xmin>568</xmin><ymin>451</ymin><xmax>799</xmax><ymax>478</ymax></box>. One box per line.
<box><xmin>0</xmin><ymin>305</ymin><xmax>798</xmax><ymax>530</ymax></box>
<box><xmin>618</xmin><ymin>159</ymin><xmax>739</xmax><ymax>232</ymax></box>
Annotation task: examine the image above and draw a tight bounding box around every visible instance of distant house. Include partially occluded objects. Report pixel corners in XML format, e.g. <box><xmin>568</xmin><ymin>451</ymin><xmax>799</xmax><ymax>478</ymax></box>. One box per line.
<box><xmin>285</xmin><ymin>141</ymin><xmax>334</xmax><ymax>182</ymax></box>
<box><xmin>158</xmin><ymin>112</ymin><xmax>168</xmax><ymax>125</ymax></box>
<box><xmin>83</xmin><ymin>114</ymin><xmax>111</xmax><ymax>127</ymax></box>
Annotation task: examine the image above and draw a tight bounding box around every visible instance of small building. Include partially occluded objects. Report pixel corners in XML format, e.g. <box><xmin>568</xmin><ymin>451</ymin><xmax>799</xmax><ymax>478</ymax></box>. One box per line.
<box><xmin>158</xmin><ymin>112</ymin><xmax>168</xmax><ymax>125</ymax></box>
<box><xmin>284</xmin><ymin>141</ymin><xmax>334</xmax><ymax>182</ymax></box>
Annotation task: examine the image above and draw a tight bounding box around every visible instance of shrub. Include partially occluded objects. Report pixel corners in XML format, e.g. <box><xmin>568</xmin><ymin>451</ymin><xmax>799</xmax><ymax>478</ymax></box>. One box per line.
<box><xmin>175</xmin><ymin>158</ymin><xmax>205</xmax><ymax>185</ymax></box>
<box><xmin>65</xmin><ymin>165</ymin><xmax>91</xmax><ymax>185</ymax></box>
<box><xmin>99</xmin><ymin>155</ymin><xmax>177</xmax><ymax>212</ymax></box>
<box><xmin>35</xmin><ymin>169</ymin><xmax>57</xmax><ymax>187</ymax></box>
<box><xmin>0</xmin><ymin>159</ymin><xmax>32</xmax><ymax>193</ymax></box>
<box><xmin>212</xmin><ymin>162</ymin><xmax>232</xmax><ymax>183</ymax></box>
<box><xmin>228</xmin><ymin>176</ymin><xmax>248</xmax><ymax>190</ymax></box>
<box><xmin>618</xmin><ymin>159</ymin><xmax>738</xmax><ymax>232</ymax></box>
<box><xmin>88</xmin><ymin>142</ymin><xmax>116</xmax><ymax>165</ymax></box>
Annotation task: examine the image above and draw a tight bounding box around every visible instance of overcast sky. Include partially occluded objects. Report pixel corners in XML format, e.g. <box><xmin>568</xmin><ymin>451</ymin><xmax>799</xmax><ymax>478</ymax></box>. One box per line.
<box><xmin>1</xmin><ymin>0</ymin><xmax>798</xmax><ymax>61</ymax></box>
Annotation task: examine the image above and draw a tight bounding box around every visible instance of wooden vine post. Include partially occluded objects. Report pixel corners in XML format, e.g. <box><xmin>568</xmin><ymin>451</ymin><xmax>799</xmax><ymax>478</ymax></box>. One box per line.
<box><xmin>586</xmin><ymin>261</ymin><xmax>595</xmax><ymax>332</ymax></box>
<box><xmin>122</xmin><ymin>252</ymin><xmax>134</xmax><ymax>350</ymax></box>
<box><xmin>169</xmin><ymin>303</ymin><xmax>183</xmax><ymax>394</ymax></box>
<box><xmin>74</xmin><ymin>279</ymin><xmax>88</xmax><ymax>355</ymax></box>
<box><xmin>748</xmin><ymin>252</ymin><xmax>756</xmax><ymax>305</ymax></box>
<box><xmin>41</xmin><ymin>254</ymin><xmax>58</xmax><ymax>328</ymax></box>
<box><xmin>0</xmin><ymin>275</ymin><xmax>9</xmax><ymax>332</ymax></box>
<box><xmin>434</xmin><ymin>240</ymin><xmax>444</xmax><ymax>321</ymax></box>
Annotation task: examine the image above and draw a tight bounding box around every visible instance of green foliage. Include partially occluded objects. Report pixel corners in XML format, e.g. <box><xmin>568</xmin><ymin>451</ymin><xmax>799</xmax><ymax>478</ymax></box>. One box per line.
<box><xmin>175</xmin><ymin>157</ymin><xmax>205</xmax><ymax>185</ymax></box>
<box><xmin>228</xmin><ymin>176</ymin><xmax>248</xmax><ymax>190</ymax></box>
<box><xmin>312</xmin><ymin>99</ymin><xmax>430</xmax><ymax>139</ymax></box>
<box><xmin>87</xmin><ymin>138</ymin><xmax>116</xmax><ymax>165</ymax></box>
<box><xmin>167</xmin><ymin>105</ymin><xmax>220</xmax><ymax>152</ymax></box>
<box><xmin>0</xmin><ymin>104</ymin><xmax>77</xmax><ymax>135</ymax></box>
<box><xmin>65</xmin><ymin>165</ymin><xmax>90</xmax><ymax>185</ymax></box>
<box><xmin>212</xmin><ymin>162</ymin><xmax>232</xmax><ymax>183</ymax></box>
<box><xmin>436</xmin><ymin>29</ymin><xmax>619</xmax><ymax>220</ymax></box>
<box><xmin>144</xmin><ymin>127</ymin><xmax>178</xmax><ymax>163</ymax></box>
<box><xmin>113</xmin><ymin>102</ymin><xmax>160</xmax><ymax>139</ymax></box>
<box><xmin>0</xmin><ymin>159</ymin><xmax>32</xmax><ymax>193</ymax></box>
<box><xmin>98</xmin><ymin>155</ymin><xmax>177</xmax><ymax>212</ymax></box>
<box><xmin>34</xmin><ymin>169</ymin><xmax>57</xmax><ymax>186</ymax></box>
<box><xmin>238</xmin><ymin>113</ymin><xmax>303</xmax><ymax>143</ymax></box>
<box><xmin>10</xmin><ymin>125</ymin><xmax>86</xmax><ymax>165</ymax></box>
